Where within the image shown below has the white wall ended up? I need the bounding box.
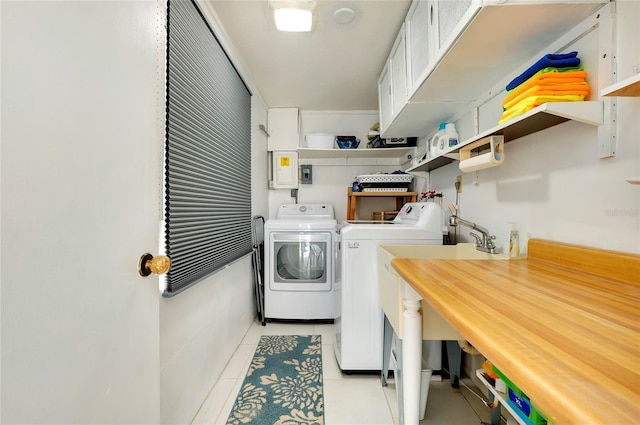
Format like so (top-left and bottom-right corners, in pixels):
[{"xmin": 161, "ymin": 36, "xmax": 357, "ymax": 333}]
[
  {"xmin": 431, "ymin": 120, "xmax": 639, "ymax": 253},
  {"xmin": 159, "ymin": 258, "xmax": 255, "ymax": 424}
]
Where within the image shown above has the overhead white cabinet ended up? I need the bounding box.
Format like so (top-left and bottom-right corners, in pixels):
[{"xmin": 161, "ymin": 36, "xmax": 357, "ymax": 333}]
[
  {"xmin": 405, "ymin": 0, "xmax": 481, "ymax": 99},
  {"xmin": 267, "ymin": 107, "xmax": 299, "ymax": 151},
  {"xmin": 378, "ymin": 24, "xmax": 408, "ymax": 131},
  {"xmin": 405, "ymin": 0, "xmax": 433, "ymax": 95},
  {"xmin": 391, "ymin": 28, "xmax": 408, "ymax": 120},
  {"xmin": 379, "ymin": 0, "xmax": 608, "ymax": 138},
  {"xmin": 378, "ymin": 65, "xmax": 393, "ymax": 131},
  {"xmin": 430, "ymin": 0, "xmax": 482, "ymax": 78}
]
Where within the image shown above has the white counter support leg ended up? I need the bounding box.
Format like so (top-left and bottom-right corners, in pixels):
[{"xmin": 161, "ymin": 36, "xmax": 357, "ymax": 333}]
[{"xmin": 402, "ymin": 298, "xmax": 422, "ymax": 425}]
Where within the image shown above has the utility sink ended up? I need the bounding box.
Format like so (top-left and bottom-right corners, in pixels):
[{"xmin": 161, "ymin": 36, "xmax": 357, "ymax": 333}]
[{"xmin": 377, "ymin": 243, "xmax": 509, "ymax": 340}]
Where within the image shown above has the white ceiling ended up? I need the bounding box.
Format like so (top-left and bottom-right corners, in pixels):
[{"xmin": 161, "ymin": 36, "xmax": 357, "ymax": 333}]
[{"xmin": 203, "ymin": 0, "xmax": 411, "ymax": 111}]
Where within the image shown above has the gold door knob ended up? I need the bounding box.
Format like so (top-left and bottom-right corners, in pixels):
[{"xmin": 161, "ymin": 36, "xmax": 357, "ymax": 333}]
[{"xmin": 138, "ymin": 253, "xmax": 171, "ymax": 276}]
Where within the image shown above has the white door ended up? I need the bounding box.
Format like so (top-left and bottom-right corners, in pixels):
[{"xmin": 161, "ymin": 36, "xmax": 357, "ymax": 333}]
[{"xmin": 1, "ymin": 1, "xmax": 163, "ymax": 423}]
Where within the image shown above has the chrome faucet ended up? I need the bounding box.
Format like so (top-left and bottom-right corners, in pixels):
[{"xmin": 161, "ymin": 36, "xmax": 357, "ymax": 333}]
[{"xmin": 449, "ymin": 215, "xmax": 498, "ymax": 254}]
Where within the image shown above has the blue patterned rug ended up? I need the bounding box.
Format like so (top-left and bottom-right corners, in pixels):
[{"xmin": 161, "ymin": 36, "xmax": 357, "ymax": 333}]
[{"xmin": 226, "ymin": 335, "xmax": 324, "ymax": 425}]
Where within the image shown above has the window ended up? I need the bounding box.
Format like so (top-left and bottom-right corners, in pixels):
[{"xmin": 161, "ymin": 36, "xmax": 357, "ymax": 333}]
[{"xmin": 163, "ymin": 0, "xmax": 252, "ymax": 297}]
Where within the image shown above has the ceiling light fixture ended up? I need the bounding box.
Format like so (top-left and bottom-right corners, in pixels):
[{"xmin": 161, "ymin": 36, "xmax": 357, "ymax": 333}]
[{"xmin": 269, "ymin": 0, "xmax": 317, "ymax": 32}]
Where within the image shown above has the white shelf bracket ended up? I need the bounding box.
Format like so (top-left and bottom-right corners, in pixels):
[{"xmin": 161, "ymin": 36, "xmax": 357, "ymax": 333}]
[{"xmin": 597, "ymin": 1, "xmax": 616, "ymax": 158}]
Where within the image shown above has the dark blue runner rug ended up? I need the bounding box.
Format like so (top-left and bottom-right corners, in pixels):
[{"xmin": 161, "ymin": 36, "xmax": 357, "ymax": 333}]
[{"xmin": 226, "ymin": 335, "xmax": 324, "ymax": 425}]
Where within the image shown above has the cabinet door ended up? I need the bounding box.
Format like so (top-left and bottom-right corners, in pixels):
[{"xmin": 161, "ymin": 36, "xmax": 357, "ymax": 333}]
[
  {"xmin": 390, "ymin": 26, "xmax": 408, "ymax": 117},
  {"xmin": 433, "ymin": 0, "xmax": 481, "ymax": 59},
  {"xmin": 378, "ymin": 62, "xmax": 393, "ymax": 132},
  {"xmin": 379, "ymin": 25, "xmax": 407, "ymax": 134},
  {"xmin": 267, "ymin": 107, "xmax": 299, "ymax": 150},
  {"xmin": 405, "ymin": 0, "xmax": 434, "ymax": 97}
]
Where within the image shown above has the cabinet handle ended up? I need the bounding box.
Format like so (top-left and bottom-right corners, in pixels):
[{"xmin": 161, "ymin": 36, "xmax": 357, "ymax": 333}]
[{"xmin": 430, "ymin": 4, "xmax": 434, "ymax": 25}]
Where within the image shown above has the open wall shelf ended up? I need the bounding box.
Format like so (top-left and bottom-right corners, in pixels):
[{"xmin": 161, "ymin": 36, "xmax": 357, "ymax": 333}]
[
  {"xmin": 600, "ymin": 73, "xmax": 640, "ymax": 97},
  {"xmin": 406, "ymin": 101, "xmax": 603, "ymax": 173},
  {"xmin": 297, "ymin": 147, "xmax": 414, "ymax": 160}
]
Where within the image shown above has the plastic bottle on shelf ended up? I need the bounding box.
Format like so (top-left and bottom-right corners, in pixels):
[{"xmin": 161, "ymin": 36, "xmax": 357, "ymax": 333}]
[
  {"xmin": 509, "ymin": 222, "xmax": 520, "ymax": 258},
  {"xmin": 445, "ymin": 123, "xmax": 459, "ymax": 148},
  {"xmin": 429, "ymin": 122, "xmax": 447, "ymax": 157}
]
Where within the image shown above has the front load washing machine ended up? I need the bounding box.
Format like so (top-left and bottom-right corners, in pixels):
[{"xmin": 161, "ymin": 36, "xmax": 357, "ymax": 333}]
[
  {"xmin": 264, "ymin": 204, "xmax": 337, "ymax": 321},
  {"xmin": 334, "ymin": 202, "xmax": 443, "ymax": 371}
]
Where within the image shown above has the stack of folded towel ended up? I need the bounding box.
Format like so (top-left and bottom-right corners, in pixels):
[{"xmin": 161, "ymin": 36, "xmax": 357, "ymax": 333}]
[{"xmin": 499, "ymin": 51, "xmax": 590, "ymax": 124}]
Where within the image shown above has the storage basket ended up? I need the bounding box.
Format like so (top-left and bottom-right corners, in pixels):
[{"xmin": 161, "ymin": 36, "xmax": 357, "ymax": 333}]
[
  {"xmin": 493, "ymin": 366, "xmax": 548, "ymax": 425},
  {"xmin": 362, "ymin": 187, "xmax": 409, "ymax": 192},
  {"xmin": 356, "ymin": 174, "xmax": 414, "ymax": 184},
  {"xmin": 507, "ymin": 388, "xmax": 547, "ymax": 425},
  {"xmin": 355, "ymin": 174, "xmax": 413, "ymax": 192}
]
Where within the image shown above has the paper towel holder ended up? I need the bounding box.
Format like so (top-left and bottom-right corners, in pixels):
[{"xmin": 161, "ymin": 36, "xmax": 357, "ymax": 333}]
[{"xmin": 459, "ymin": 135, "xmax": 505, "ymax": 173}]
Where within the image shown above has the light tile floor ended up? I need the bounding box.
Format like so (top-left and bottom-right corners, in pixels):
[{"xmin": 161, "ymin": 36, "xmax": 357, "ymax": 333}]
[{"xmin": 192, "ymin": 320, "xmax": 495, "ymax": 425}]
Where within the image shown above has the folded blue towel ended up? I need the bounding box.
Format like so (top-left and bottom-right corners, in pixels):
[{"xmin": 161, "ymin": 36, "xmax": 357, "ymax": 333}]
[{"xmin": 506, "ymin": 52, "xmax": 581, "ymax": 91}]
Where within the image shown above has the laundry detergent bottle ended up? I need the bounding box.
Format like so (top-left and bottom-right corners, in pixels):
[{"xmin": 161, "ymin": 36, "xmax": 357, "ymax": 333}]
[
  {"xmin": 429, "ymin": 122, "xmax": 447, "ymax": 157},
  {"xmin": 445, "ymin": 123, "xmax": 458, "ymax": 148}
]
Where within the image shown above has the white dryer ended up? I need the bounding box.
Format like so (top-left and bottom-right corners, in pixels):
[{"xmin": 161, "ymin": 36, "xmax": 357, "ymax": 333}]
[
  {"xmin": 264, "ymin": 204, "xmax": 337, "ymax": 321},
  {"xmin": 334, "ymin": 202, "xmax": 443, "ymax": 371}
]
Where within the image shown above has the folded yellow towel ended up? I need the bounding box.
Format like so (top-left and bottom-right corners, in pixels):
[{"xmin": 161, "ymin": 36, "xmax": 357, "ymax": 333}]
[
  {"xmin": 503, "ymin": 84, "xmax": 590, "ymax": 110},
  {"xmin": 499, "ymin": 94, "xmax": 586, "ymax": 124},
  {"xmin": 503, "ymin": 71, "xmax": 588, "ymax": 105}
]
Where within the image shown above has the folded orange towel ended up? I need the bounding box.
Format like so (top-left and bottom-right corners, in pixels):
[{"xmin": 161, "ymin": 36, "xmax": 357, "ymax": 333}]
[
  {"xmin": 503, "ymin": 71, "xmax": 588, "ymax": 105},
  {"xmin": 499, "ymin": 94, "xmax": 586, "ymax": 124},
  {"xmin": 503, "ymin": 83, "xmax": 590, "ymax": 110}
]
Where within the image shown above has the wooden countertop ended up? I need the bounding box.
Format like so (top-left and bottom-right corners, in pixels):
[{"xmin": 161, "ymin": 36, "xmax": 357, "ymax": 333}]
[{"xmin": 391, "ymin": 239, "xmax": 640, "ymax": 425}]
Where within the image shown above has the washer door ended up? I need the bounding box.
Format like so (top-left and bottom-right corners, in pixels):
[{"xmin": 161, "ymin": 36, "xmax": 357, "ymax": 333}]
[{"xmin": 269, "ymin": 232, "xmax": 332, "ymax": 291}]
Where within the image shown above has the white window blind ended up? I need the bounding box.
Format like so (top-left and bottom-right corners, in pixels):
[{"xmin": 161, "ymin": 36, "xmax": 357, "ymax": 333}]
[{"xmin": 164, "ymin": 0, "xmax": 252, "ymax": 297}]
